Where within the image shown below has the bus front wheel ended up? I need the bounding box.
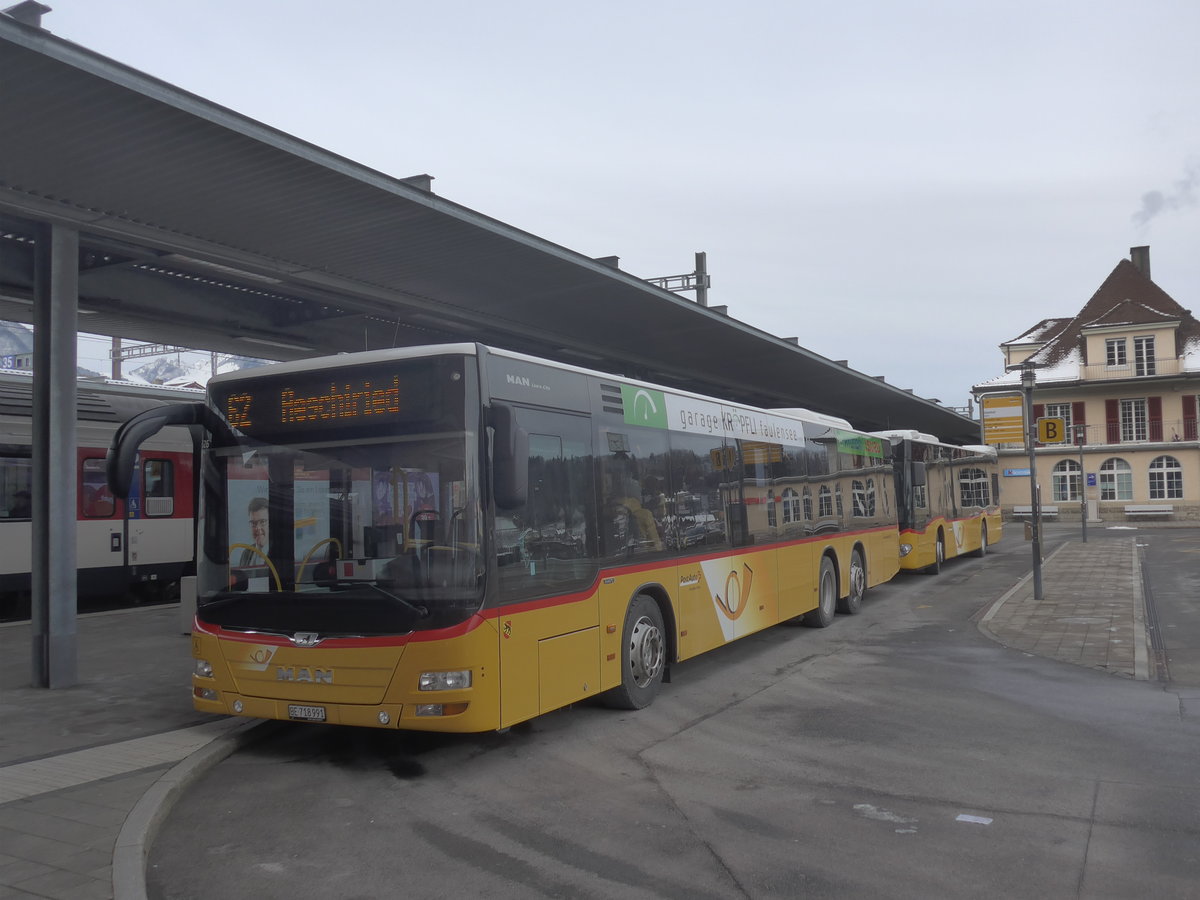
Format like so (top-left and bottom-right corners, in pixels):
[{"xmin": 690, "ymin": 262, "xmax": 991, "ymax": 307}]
[
  {"xmin": 602, "ymin": 594, "xmax": 666, "ymax": 710},
  {"xmin": 972, "ymin": 524, "xmax": 988, "ymax": 558},
  {"xmin": 924, "ymin": 534, "xmax": 945, "ymax": 575}
]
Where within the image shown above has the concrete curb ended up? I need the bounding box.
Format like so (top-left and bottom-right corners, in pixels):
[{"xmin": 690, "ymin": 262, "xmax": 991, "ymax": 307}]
[
  {"xmin": 112, "ymin": 719, "xmax": 268, "ymax": 900},
  {"xmin": 1131, "ymin": 538, "xmax": 1149, "ymax": 681},
  {"xmin": 976, "ymin": 540, "xmax": 1071, "ymax": 628}
]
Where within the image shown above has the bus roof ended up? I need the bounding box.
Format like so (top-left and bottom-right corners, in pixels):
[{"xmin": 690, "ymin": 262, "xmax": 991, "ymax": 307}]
[{"xmin": 206, "ymin": 343, "xmax": 893, "ymax": 439}]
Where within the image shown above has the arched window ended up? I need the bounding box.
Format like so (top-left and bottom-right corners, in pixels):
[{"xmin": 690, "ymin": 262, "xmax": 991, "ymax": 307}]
[
  {"xmin": 1149, "ymin": 455, "xmax": 1183, "ymax": 500},
  {"xmin": 1098, "ymin": 458, "xmax": 1132, "ymax": 501},
  {"xmin": 852, "ymin": 480, "xmax": 866, "ymax": 517},
  {"xmin": 766, "ymin": 489, "xmax": 777, "ymax": 527},
  {"xmin": 781, "ymin": 487, "xmax": 801, "ymax": 524},
  {"xmin": 802, "ymin": 487, "xmax": 813, "ymax": 522},
  {"xmin": 818, "ymin": 485, "xmax": 833, "ymax": 518},
  {"xmin": 958, "ymin": 467, "xmax": 990, "ymax": 508},
  {"xmin": 1051, "ymin": 459, "xmax": 1081, "ymax": 502}
]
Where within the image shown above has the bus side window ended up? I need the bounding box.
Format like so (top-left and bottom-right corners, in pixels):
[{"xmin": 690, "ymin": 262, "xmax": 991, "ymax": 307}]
[
  {"xmin": 143, "ymin": 459, "xmax": 175, "ymax": 517},
  {"xmin": 603, "ymin": 427, "xmax": 672, "ymax": 558},
  {"xmin": 81, "ymin": 457, "xmax": 115, "ymax": 518},
  {"xmin": 663, "ymin": 431, "xmax": 728, "ymax": 553}
]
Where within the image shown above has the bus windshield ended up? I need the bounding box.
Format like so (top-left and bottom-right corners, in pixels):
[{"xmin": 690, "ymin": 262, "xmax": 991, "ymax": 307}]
[{"xmin": 197, "ymin": 427, "xmax": 483, "ymax": 637}]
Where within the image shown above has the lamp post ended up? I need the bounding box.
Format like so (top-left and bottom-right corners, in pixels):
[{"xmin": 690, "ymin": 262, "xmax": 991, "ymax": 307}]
[{"xmin": 1020, "ymin": 363, "xmax": 1044, "ymax": 601}]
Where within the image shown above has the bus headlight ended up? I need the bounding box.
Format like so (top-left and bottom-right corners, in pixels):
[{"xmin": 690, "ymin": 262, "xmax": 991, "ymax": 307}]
[
  {"xmin": 899, "ymin": 543, "xmax": 914, "ymax": 557},
  {"xmin": 194, "ymin": 659, "xmax": 214, "ymax": 678},
  {"xmin": 419, "ymin": 670, "xmax": 472, "ymax": 691}
]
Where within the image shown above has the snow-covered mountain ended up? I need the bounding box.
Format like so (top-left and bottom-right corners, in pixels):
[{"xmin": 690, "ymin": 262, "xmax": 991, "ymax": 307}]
[
  {"xmin": 0, "ymin": 322, "xmax": 266, "ymax": 384},
  {"xmin": 0, "ymin": 321, "xmax": 33, "ymax": 356},
  {"xmin": 0, "ymin": 320, "xmax": 106, "ymax": 377},
  {"xmin": 128, "ymin": 353, "xmax": 266, "ymax": 387}
]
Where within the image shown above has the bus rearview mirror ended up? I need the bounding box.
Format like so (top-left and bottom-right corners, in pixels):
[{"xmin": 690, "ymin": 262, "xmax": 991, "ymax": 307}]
[{"xmin": 489, "ymin": 404, "xmax": 528, "ymax": 510}]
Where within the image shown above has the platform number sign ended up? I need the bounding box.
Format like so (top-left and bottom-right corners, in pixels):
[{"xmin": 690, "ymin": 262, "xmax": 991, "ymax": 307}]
[{"xmin": 1037, "ymin": 417, "xmax": 1066, "ymax": 443}]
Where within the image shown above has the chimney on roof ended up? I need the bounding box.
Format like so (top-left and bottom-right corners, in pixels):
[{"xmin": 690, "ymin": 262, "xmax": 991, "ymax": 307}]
[
  {"xmin": 1130, "ymin": 245, "xmax": 1151, "ymax": 279},
  {"xmin": 2, "ymin": 1, "xmax": 51, "ymax": 27},
  {"xmin": 593, "ymin": 256, "xmax": 620, "ymax": 269},
  {"xmin": 400, "ymin": 174, "xmax": 434, "ymax": 192}
]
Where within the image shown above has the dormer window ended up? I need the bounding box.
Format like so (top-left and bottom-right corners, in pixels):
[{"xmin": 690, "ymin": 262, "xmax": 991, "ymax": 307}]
[
  {"xmin": 1105, "ymin": 337, "xmax": 1127, "ymax": 367},
  {"xmin": 1134, "ymin": 336, "xmax": 1156, "ymax": 376}
]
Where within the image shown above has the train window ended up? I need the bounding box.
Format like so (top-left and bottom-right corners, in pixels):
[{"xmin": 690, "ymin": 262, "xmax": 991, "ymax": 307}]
[
  {"xmin": 2, "ymin": 455, "xmax": 33, "ymax": 519},
  {"xmin": 143, "ymin": 459, "xmax": 175, "ymax": 517},
  {"xmin": 81, "ymin": 458, "xmax": 115, "ymax": 518}
]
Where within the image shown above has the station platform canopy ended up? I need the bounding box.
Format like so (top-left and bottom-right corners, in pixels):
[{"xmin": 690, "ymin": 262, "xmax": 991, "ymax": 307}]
[{"xmin": 0, "ymin": 13, "xmax": 978, "ymax": 443}]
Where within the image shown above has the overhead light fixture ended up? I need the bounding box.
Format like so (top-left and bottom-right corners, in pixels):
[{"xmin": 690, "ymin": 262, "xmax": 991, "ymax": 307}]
[
  {"xmin": 234, "ymin": 336, "xmax": 313, "ymax": 352},
  {"xmin": 161, "ymin": 254, "xmax": 284, "ymax": 285}
]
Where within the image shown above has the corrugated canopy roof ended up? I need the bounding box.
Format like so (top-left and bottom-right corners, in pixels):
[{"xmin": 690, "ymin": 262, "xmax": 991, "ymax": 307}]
[{"xmin": 0, "ymin": 15, "xmax": 978, "ymax": 442}]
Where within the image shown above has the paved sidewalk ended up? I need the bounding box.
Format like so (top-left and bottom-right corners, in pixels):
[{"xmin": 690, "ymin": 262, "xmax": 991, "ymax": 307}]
[
  {"xmin": 0, "ymin": 538, "xmax": 1149, "ymax": 900},
  {"xmin": 977, "ymin": 536, "xmax": 1147, "ymax": 680},
  {"xmin": 0, "ymin": 605, "xmax": 256, "ymax": 900}
]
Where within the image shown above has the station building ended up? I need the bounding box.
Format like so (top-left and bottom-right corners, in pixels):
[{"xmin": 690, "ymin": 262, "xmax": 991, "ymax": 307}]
[{"xmin": 973, "ymin": 246, "xmax": 1200, "ymax": 523}]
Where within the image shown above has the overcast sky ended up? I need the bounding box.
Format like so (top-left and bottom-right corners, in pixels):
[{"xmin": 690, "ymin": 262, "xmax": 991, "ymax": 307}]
[{"xmin": 50, "ymin": 0, "xmax": 1200, "ymax": 411}]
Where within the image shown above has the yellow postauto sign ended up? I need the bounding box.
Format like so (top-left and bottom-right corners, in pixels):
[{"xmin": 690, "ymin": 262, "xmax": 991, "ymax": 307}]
[{"xmin": 981, "ymin": 395, "xmax": 1025, "ymax": 444}]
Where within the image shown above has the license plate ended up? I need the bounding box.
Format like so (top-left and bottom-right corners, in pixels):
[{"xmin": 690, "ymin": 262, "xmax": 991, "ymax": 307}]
[{"xmin": 288, "ymin": 704, "xmax": 326, "ymax": 722}]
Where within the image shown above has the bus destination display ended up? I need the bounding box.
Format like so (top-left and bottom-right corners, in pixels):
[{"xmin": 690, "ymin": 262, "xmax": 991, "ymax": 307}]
[
  {"xmin": 224, "ymin": 376, "xmax": 400, "ymax": 430},
  {"xmin": 211, "ymin": 359, "xmax": 461, "ymax": 438}
]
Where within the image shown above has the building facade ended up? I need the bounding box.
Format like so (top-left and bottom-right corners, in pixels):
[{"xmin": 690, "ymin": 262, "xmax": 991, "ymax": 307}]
[{"xmin": 973, "ymin": 246, "xmax": 1200, "ymax": 523}]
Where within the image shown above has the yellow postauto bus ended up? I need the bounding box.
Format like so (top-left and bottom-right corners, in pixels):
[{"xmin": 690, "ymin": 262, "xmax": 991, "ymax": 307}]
[
  {"xmin": 108, "ymin": 343, "xmax": 909, "ymax": 733},
  {"xmin": 873, "ymin": 430, "xmax": 1002, "ymax": 573}
]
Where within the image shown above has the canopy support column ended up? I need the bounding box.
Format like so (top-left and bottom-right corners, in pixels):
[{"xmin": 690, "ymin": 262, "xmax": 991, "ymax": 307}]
[{"xmin": 31, "ymin": 223, "xmax": 79, "ymax": 688}]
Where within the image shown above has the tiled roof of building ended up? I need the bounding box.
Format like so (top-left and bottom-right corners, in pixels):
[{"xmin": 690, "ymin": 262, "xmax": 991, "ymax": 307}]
[
  {"xmin": 1011, "ymin": 258, "xmax": 1200, "ymax": 371},
  {"xmin": 1006, "ymin": 317, "xmax": 1072, "ymax": 345}
]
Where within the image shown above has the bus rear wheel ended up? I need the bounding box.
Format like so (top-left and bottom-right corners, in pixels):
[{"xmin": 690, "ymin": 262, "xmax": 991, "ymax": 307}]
[
  {"xmin": 837, "ymin": 548, "xmax": 865, "ymax": 615},
  {"xmin": 803, "ymin": 557, "xmax": 837, "ymax": 628},
  {"xmin": 602, "ymin": 594, "xmax": 666, "ymax": 710}
]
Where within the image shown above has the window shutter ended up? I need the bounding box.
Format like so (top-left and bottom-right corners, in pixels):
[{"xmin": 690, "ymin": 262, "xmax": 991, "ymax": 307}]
[
  {"xmin": 1072, "ymin": 401, "xmax": 1087, "ymax": 444},
  {"xmin": 1184, "ymin": 396, "xmax": 1198, "ymax": 441},
  {"xmin": 1033, "ymin": 403, "xmax": 1044, "ymax": 420},
  {"xmin": 1105, "ymin": 399, "xmax": 1119, "ymax": 443},
  {"xmin": 1148, "ymin": 396, "xmax": 1163, "ymax": 441}
]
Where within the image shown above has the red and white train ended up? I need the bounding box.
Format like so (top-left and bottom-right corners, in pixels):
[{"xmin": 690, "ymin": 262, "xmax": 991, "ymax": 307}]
[{"xmin": 0, "ymin": 370, "xmax": 199, "ymax": 620}]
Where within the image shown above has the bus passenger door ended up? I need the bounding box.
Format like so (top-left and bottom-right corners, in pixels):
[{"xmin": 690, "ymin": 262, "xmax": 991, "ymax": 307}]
[{"xmin": 495, "ymin": 410, "xmax": 598, "ymax": 726}]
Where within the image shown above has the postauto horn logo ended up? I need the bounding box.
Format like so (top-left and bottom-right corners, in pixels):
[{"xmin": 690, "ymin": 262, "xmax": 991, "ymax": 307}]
[{"xmin": 620, "ymin": 385, "xmax": 668, "ymax": 428}]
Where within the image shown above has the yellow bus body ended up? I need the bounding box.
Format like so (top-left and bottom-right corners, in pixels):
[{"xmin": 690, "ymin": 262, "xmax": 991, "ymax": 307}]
[
  {"xmin": 192, "ymin": 527, "xmax": 898, "ymax": 733},
  {"xmin": 898, "ymin": 511, "xmax": 1003, "ymax": 571}
]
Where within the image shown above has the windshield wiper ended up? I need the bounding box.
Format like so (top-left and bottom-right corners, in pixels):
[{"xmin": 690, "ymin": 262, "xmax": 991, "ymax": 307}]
[{"xmin": 355, "ymin": 581, "xmax": 429, "ymax": 619}]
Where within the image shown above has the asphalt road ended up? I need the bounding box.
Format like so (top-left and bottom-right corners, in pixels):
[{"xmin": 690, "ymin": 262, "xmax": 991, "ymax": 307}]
[
  {"xmin": 147, "ymin": 528, "xmax": 1200, "ymax": 899},
  {"xmin": 1135, "ymin": 527, "xmax": 1200, "ymax": 687}
]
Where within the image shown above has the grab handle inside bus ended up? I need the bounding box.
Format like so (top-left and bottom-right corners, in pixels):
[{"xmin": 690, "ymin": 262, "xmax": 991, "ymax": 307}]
[
  {"xmin": 106, "ymin": 402, "xmax": 212, "ymax": 499},
  {"xmin": 489, "ymin": 403, "xmax": 528, "ymax": 510}
]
